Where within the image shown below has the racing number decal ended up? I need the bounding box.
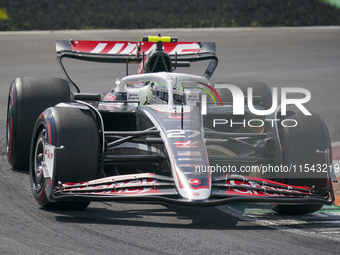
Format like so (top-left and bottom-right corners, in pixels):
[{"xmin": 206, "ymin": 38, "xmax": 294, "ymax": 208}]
[
  {"xmin": 166, "ymin": 129, "xmax": 185, "ymax": 138},
  {"xmin": 166, "ymin": 129, "xmax": 200, "ymax": 139},
  {"xmin": 188, "ymin": 130, "xmax": 200, "ymax": 138}
]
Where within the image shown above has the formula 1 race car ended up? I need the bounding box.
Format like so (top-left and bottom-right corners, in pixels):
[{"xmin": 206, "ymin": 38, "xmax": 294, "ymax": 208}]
[{"xmin": 6, "ymin": 35, "xmax": 336, "ymax": 214}]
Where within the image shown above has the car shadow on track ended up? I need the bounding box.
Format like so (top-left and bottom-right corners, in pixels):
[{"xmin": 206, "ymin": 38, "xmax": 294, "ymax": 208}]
[
  {"xmin": 47, "ymin": 202, "xmax": 340, "ymax": 231},
  {"xmin": 48, "ymin": 203, "xmax": 266, "ymax": 230}
]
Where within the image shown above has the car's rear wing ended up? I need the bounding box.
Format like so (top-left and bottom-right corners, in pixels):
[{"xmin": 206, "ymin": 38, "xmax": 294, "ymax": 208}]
[
  {"xmin": 56, "ymin": 39, "xmax": 218, "ymax": 90},
  {"xmin": 56, "ymin": 39, "xmax": 217, "ymax": 61}
]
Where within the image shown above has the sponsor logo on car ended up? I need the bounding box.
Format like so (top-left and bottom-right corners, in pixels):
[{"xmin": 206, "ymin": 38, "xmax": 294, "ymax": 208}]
[
  {"xmin": 65, "ymin": 179, "xmax": 161, "ymax": 195},
  {"xmin": 182, "ymin": 171, "xmax": 203, "ymax": 175},
  {"xmin": 178, "ymin": 164, "xmax": 205, "ymax": 168},
  {"xmin": 104, "ymin": 93, "xmax": 116, "ymax": 101},
  {"xmin": 168, "ymin": 115, "xmax": 188, "ymax": 120},
  {"xmin": 188, "ymin": 178, "xmax": 201, "ymax": 185},
  {"xmin": 187, "ymin": 94, "xmax": 199, "ymax": 101},
  {"xmin": 45, "ymin": 148, "xmax": 53, "ymax": 159},
  {"xmin": 128, "ymin": 92, "xmax": 140, "ymax": 101},
  {"xmin": 177, "ymin": 151, "xmax": 201, "ymax": 156},
  {"xmin": 178, "ymin": 158, "xmax": 202, "ymax": 161},
  {"xmin": 174, "ymin": 141, "xmax": 199, "ymax": 148},
  {"xmin": 226, "ymin": 179, "xmax": 303, "ymax": 197}
]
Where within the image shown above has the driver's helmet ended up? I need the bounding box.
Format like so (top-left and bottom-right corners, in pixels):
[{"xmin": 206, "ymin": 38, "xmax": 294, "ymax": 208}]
[{"xmin": 146, "ymin": 82, "xmax": 185, "ymax": 104}]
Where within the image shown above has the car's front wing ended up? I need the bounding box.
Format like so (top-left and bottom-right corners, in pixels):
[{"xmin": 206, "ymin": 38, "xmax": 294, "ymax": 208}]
[{"xmin": 44, "ymin": 173, "xmax": 334, "ymax": 207}]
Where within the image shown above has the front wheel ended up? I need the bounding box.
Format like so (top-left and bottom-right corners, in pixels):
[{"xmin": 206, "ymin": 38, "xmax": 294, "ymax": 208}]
[
  {"xmin": 30, "ymin": 106, "xmax": 100, "ymax": 210},
  {"xmin": 271, "ymin": 107, "xmax": 332, "ymax": 214}
]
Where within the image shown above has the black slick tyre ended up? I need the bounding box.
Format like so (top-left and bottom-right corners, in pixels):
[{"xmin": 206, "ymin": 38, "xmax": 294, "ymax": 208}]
[
  {"xmin": 7, "ymin": 77, "xmax": 71, "ymax": 170},
  {"xmin": 214, "ymin": 81, "xmax": 272, "ymax": 110},
  {"xmin": 30, "ymin": 106, "xmax": 100, "ymax": 210},
  {"xmin": 271, "ymin": 107, "xmax": 332, "ymax": 214}
]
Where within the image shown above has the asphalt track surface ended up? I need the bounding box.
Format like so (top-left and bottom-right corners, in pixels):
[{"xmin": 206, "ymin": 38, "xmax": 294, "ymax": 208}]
[{"xmin": 0, "ymin": 27, "xmax": 340, "ymax": 254}]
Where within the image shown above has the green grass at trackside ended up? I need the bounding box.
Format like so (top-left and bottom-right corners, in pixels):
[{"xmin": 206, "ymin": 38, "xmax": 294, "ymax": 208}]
[
  {"xmin": 0, "ymin": 8, "xmax": 9, "ymax": 21},
  {"xmin": 230, "ymin": 204, "xmax": 340, "ymax": 214},
  {"xmin": 321, "ymin": 0, "xmax": 340, "ymax": 8},
  {"xmin": 320, "ymin": 204, "xmax": 340, "ymax": 212}
]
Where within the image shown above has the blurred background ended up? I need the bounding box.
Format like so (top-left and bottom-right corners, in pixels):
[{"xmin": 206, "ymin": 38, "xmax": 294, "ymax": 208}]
[{"xmin": 0, "ymin": 0, "xmax": 340, "ymax": 31}]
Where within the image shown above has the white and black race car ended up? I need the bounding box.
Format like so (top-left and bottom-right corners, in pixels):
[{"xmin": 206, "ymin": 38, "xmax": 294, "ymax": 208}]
[{"xmin": 6, "ymin": 35, "xmax": 336, "ymax": 214}]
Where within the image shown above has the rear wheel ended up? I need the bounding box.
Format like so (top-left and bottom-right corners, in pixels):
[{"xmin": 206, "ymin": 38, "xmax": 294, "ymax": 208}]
[
  {"xmin": 7, "ymin": 77, "xmax": 71, "ymax": 170},
  {"xmin": 30, "ymin": 106, "xmax": 100, "ymax": 210},
  {"xmin": 214, "ymin": 81, "xmax": 272, "ymax": 110},
  {"xmin": 271, "ymin": 107, "xmax": 332, "ymax": 214}
]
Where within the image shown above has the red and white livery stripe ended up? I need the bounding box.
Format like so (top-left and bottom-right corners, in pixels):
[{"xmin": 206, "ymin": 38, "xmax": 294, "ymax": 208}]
[{"xmin": 72, "ymin": 41, "xmax": 201, "ymax": 55}]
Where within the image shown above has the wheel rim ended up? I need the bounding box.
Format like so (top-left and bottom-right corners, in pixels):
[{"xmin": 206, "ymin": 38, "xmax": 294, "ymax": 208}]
[{"xmin": 31, "ymin": 128, "xmax": 47, "ymax": 194}]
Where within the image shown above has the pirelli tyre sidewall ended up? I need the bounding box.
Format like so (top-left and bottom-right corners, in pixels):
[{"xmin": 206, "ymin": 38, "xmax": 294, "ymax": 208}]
[
  {"xmin": 271, "ymin": 107, "xmax": 332, "ymax": 214},
  {"xmin": 30, "ymin": 106, "xmax": 100, "ymax": 210},
  {"xmin": 7, "ymin": 77, "xmax": 71, "ymax": 170}
]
